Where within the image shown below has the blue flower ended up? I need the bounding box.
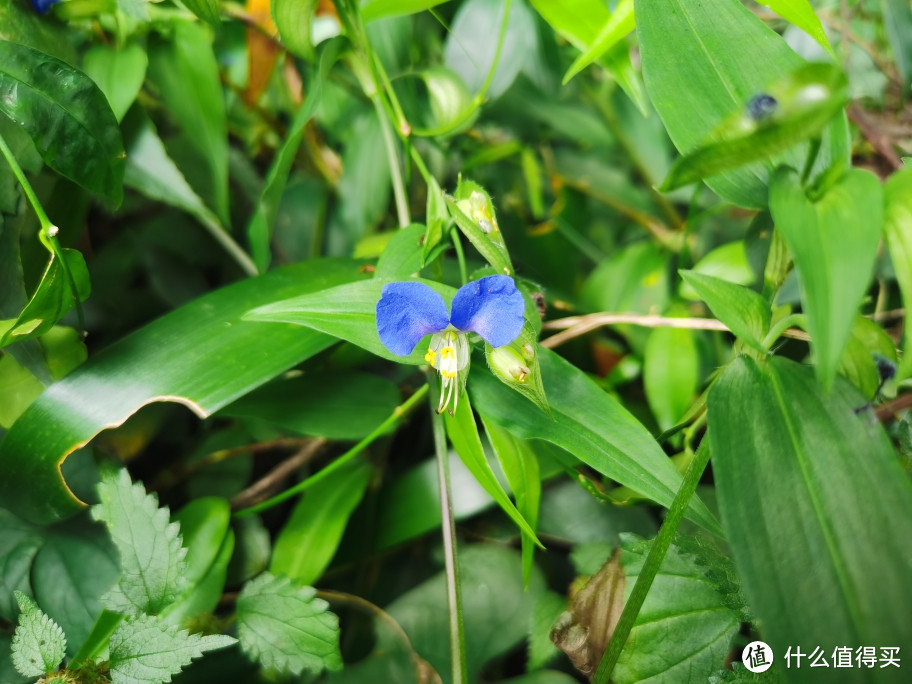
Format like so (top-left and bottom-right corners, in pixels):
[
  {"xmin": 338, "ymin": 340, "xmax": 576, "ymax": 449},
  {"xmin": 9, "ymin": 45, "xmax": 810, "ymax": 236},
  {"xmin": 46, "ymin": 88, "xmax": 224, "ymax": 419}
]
[
  {"xmin": 376, "ymin": 275, "xmax": 525, "ymax": 412},
  {"xmin": 32, "ymin": 0, "xmax": 60, "ymax": 12}
]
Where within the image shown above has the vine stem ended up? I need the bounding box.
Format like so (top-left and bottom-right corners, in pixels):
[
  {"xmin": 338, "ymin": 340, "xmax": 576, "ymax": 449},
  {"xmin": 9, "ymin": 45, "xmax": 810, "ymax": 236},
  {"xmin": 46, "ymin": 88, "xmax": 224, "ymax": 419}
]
[
  {"xmin": 232, "ymin": 384, "xmax": 428, "ymax": 517},
  {"xmin": 431, "ymin": 390, "xmax": 467, "ymax": 684},
  {"xmin": 592, "ymin": 437, "xmax": 714, "ymax": 683},
  {"xmin": 373, "ymin": 94, "xmax": 411, "ymax": 228}
]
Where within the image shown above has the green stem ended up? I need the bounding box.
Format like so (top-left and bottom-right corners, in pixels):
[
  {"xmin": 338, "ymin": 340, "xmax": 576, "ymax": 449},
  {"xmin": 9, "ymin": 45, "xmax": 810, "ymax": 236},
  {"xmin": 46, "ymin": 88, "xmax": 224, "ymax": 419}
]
[
  {"xmin": 0, "ymin": 131, "xmax": 85, "ymax": 332},
  {"xmin": 451, "ymin": 227, "xmax": 468, "ymax": 285},
  {"xmin": 475, "ymin": 0, "xmax": 512, "ymax": 104},
  {"xmin": 800, "ymin": 136, "xmax": 822, "ymax": 184},
  {"xmin": 233, "ymin": 384, "xmax": 428, "ymax": 517},
  {"xmin": 431, "ymin": 396, "xmax": 467, "ymax": 684},
  {"xmin": 592, "ymin": 437, "xmax": 714, "ymax": 683},
  {"xmin": 373, "ymin": 95, "xmax": 410, "ymax": 228},
  {"xmin": 72, "ymin": 610, "xmax": 124, "ymax": 663},
  {"xmin": 761, "ymin": 313, "xmax": 807, "ymax": 350}
]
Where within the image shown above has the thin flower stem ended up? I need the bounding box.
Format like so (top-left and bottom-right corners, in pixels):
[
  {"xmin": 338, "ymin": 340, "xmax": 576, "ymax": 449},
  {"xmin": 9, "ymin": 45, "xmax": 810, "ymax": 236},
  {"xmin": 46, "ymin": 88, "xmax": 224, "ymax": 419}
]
[
  {"xmin": 431, "ymin": 394, "xmax": 467, "ymax": 684},
  {"xmin": 592, "ymin": 437, "xmax": 714, "ymax": 683},
  {"xmin": 232, "ymin": 384, "xmax": 428, "ymax": 517},
  {"xmin": 373, "ymin": 95, "xmax": 411, "ymax": 227},
  {"xmin": 761, "ymin": 313, "xmax": 808, "ymax": 350}
]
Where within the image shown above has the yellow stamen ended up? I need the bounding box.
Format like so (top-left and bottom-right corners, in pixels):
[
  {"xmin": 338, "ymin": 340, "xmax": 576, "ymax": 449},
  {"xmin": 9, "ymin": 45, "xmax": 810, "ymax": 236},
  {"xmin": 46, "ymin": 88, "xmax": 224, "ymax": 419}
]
[{"xmin": 424, "ymin": 348, "xmax": 437, "ymax": 365}]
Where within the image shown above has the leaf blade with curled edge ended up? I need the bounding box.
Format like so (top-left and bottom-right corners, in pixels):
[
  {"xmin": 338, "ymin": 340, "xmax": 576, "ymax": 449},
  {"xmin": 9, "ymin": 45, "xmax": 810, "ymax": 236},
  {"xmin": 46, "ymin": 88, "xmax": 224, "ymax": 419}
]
[
  {"xmin": 91, "ymin": 469, "xmax": 187, "ymax": 616},
  {"xmin": 11, "ymin": 591, "xmax": 66, "ymax": 678},
  {"xmin": 661, "ymin": 63, "xmax": 849, "ymax": 192},
  {"xmin": 109, "ymin": 614, "xmax": 236, "ymax": 684},
  {"xmin": 237, "ymin": 573, "xmax": 342, "ymax": 676}
]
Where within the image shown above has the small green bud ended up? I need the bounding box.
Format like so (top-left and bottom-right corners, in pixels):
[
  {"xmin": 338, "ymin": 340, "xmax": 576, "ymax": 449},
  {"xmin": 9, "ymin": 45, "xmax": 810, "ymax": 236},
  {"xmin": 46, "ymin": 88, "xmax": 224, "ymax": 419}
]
[{"xmin": 490, "ymin": 345, "xmax": 531, "ymax": 383}]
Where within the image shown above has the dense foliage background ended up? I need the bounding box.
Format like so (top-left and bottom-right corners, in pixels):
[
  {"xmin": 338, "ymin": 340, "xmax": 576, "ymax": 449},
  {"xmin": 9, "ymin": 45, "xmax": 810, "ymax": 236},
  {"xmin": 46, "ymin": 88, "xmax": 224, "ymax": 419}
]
[{"xmin": 1, "ymin": 0, "xmax": 911, "ymax": 682}]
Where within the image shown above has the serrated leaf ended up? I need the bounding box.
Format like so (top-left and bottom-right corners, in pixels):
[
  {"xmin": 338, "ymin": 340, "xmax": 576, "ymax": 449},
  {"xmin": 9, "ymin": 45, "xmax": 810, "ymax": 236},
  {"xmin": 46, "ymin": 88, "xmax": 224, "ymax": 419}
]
[
  {"xmin": 109, "ymin": 614, "xmax": 235, "ymax": 684},
  {"xmin": 236, "ymin": 573, "xmax": 341, "ymax": 675},
  {"xmin": 11, "ymin": 591, "xmax": 66, "ymax": 678},
  {"xmin": 91, "ymin": 469, "xmax": 187, "ymax": 616}
]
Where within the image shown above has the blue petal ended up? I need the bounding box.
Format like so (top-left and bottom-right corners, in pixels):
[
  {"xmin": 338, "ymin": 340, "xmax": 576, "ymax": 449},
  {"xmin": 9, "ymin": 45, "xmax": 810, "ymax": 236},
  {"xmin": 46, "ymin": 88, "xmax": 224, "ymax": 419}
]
[
  {"xmin": 450, "ymin": 275, "xmax": 524, "ymax": 347},
  {"xmin": 31, "ymin": 0, "xmax": 59, "ymax": 12},
  {"xmin": 376, "ymin": 282, "xmax": 450, "ymax": 356}
]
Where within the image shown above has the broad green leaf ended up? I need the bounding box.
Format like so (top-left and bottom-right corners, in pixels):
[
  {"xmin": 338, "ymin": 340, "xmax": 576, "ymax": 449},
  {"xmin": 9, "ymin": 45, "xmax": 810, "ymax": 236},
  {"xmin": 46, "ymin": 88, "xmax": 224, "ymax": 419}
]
[
  {"xmin": 680, "ymin": 241, "xmax": 755, "ymax": 300},
  {"xmin": 273, "ymin": 0, "xmax": 317, "ymax": 59},
  {"xmin": 375, "ymin": 223, "xmax": 426, "ymax": 280},
  {"xmin": 661, "ymin": 63, "xmax": 848, "ymax": 192},
  {"xmin": 220, "ymin": 371, "xmax": 400, "ymax": 439},
  {"xmin": 91, "ymin": 469, "xmax": 187, "ymax": 616},
  {"xmin": 245, "ymin": 277, "xmax": 457, "ymax": 365},
  {"xmin": 270, "ymin": 462, "xmax": 371, "ymax": 584},
  {"xmin": 643, "ymin": 323, "xmax": 699, "ymax": 432},
  {"xmin": 0, "ymin": 510, "xmax": 42, "ymax": 622},
  {"xmin": 122, "ymin": 108, "xmax": 223, "ymax": 234},
  {"xmin": 148, "ymin": 21, "xmax": 229, "ymax": 223},
  {"xmin": 635, "ymin": 0, "xmax": 849, "ymax": 209},
  {"xmin": 0, "ymin": 354, "xmax": 44, "ymax": 429},
  {"xmin": 680, "ymin": 271, "xmax": 770, "ymax": 351},
  {"xmin": 362, "ymin": 0, "xmax": 448, "ymax": 21},
  {"xmin": 708, "ymin": 356, "xmax": 912, "ymax": 674},
  {"xmin": 444, "ymin": 392, "xmax": 542, "ymax": 545},
  {"xmin": 109, "ymin": 614, "xmax": 236, "ymax": 684},
  {"xmin": 528, "ymin": 590, "xmax": 566, "ymax": 670},
  {"xmin": 769, "ymin": 167, "xmax": 883, "ymax": 390},
  {"xmin": 562, "ymin": 0, "xmax": 633, "ymax": 84},
  {"xmin": 0, "ymin": 42, "xmax": 124, "ymax": 204},
  {"xmin": 443, "ymin": 0, "xmax": 535, "ymax": 100},
  {"xmin": 837, "ymin": 316, "xmax": 898, "ymax": 399},
  {"xmin": 386, "ymin": 545, "xmax": 544, "ymax": 681},
  {"xmin": 0, "ymin": 249, "xmax": 90, "ymax": 349},
  {"xmin": 11, "ymin": 592, "xmax": 66, "ymax": 678},
  {"xmin": 0, "ymin": 258, "xmax": 367, "ymax": 525},
  {"xmin": 470, "ymin": 348, "xmax": 720, "ymax": 534},
  {"xmin": 757, "ymin": 0, "xmax": 834, "ymax": 57},
  {"xmin": 613, "ymin": 535, "xmax": 740, "ymax": 683},
  {"xmin": 31, "ymin": 518, "xmax": 119, "ymax": 656},
  {"xmin": 447, "ymin": 179, "xmax": 514, "ymax": 275},
  {"xmin": 161, "ymin": 497, "xmax": 232, "ymax": 625},
  {"xmin": 883, "ymin": 167, "xmax": 912, "ymax": 379},
  {"xmin": 182, "ymin": 0, "xmax": 221, "ymax": 26},
  {"xmin": 483, "ymin": 418, "xmax": 542, "ymax": 586},
  {"xmin": 247, "ymin": 40, "xmax": 346, "ymax": 272},
  {"xmin": 237, "ymin": 572, "xmax": 342, "ymax": 675},
  {"xmin": 394, "ymin": 67, "xmax": 476, "ymax": 137},
  {"xmin": 0, "ymin": 1, "xmax": 77, "ymax": 64},
  {"xmin": 82, "ymin": 43, "xmax": 147, "ymax": 122},
  {"xmin": 883, "ymin": 0, "xmax": 912, "ymax": 95}
]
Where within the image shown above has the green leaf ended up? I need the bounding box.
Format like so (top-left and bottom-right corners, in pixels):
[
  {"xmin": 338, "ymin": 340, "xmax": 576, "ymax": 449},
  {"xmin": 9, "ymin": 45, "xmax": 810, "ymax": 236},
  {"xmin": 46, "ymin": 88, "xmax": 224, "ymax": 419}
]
[
  {"xmin": 271, "ymin": 461, "xmax": 371, "ymax": 584},
  {"xmin": 246, "ymin": 276, "xmax": 457, "ymax": 365},
  {"xmin": 756, "ymin": 0, "xmax": 834, "ymax": 57},
  {"xmin": 883, "ymin": 167, "xmax": 912, "ymax": 379},
  {"xmin": 635, "ymin": 0, "xmax": 849, "ymax": 208},
  {"xmin": 82, "ymin": 42, "xmax": 147, "ymax": 122},
  {"xmin": 236, "ymin": 572, "xmax": 342, "ymax": 676},
  {"xmin": 485, "ymin": 325, "xmax": 549, "ymax": 414},
  {"xmin": 0, "ymin": 510, "xmax": 42, "ymax": 623},
  {"xmin": 0, "ymin": 249, "xmax": 90, "ymax": 349},
  {"xmin": 423, "ymin": 174, "xmax": 449, "ymax": 262},
  {"xmin": 0, "ymin": 353, "xmax": 44, "ymax": 429},
  {"xmin": 248, "ymin": 40, "xmax": 345, "ymax": 272},
  {"xmin": 181, "ymin": 0, "xmax": 221, "ymax": 26},
  {"xmin": 562, "ymin": 0, "xmax": 633, "ymax": 84},
  {"xmin": 109, "ymin": 614, "xmax": 236, "ymax": 684},
  {"xmin": 375, "ymin": 223, "xmax": 426, "ymax": 280},
  {"xmin": 482, "ymin": 418, "xmax": 542, "ymax": 587},
  {"xmin": 91, "ymin": 469, "xmax": 187, "ymax": 616},
  {"xmin": 680, "ymin": 271, "xmax": 770, "ymax": 351},
  {"xmin": 447, "ymin": 179, "xmax": 514, "ymax": 276},
  {"xmin": 0, "ymin": 41, "xmax": 124, "ymax": 204},
  {"xmin": 661, "ymin": 63, "xmax": 849, "ymax": 192},
  {"xmin": 837, "ymin": 316, "xmax": 897, "ymax": 398},
  {"xmin": 362, "ymin": 0, "xmax": 448, "ymax": 21},
  {"xmin": 386, "ymin": 545, "xmax": 544, "ymax": 681},
  {"xmin": 273, "ymin": 0, "xmax": 317, "ymax": 58},
  {"xmin": 221, "ymin": 371, "xmax": 401, "ymax": 439},
  {"xmin": 708, "ymin": 356, "xmax": 912, "ymax": 669},
  {"xmin": 680, "ymin": 241, "xmax": 756, "ymax": 299},
  {"xmin": 613, "ymin": 535, "xmax": 740, "ymax": 683},
  {"xmin": 161, "ymin": 497, "xmax": 232, "ymax": 625},
  {"xmin": 769, "ymin": 167, "xmax": 883, "ymax": 390},
  {"xmin": 527, "ymin": 590, "xmax": 565, "ymax": 670},
  {"xmin": 11, "ymin": 592, "xmax": 66, "ymax": 678},
  {"xmin": 394, "ymin": 67, "xmax": 476, "ymax": 137},
  {"xmin": 470, "ymin": 347, "xmax": 720, "ymax": 534},
  {"xmin": 147, "ymin": 21, "xmax": 229, "ymax": 223},
  {"xmin": 643, "ymin": 321, "xmax": 699, "ymax": 432},
  {"xmin": 883, "ymin": 0, "xmax": 912, "ymax": 95},
  {"xmin": 0, "ymin": 258, "xmax": 367, "ymax": 525},
  {"xmin": 444, "ymin": 391, "xmax": 542, "ymax": 546}
]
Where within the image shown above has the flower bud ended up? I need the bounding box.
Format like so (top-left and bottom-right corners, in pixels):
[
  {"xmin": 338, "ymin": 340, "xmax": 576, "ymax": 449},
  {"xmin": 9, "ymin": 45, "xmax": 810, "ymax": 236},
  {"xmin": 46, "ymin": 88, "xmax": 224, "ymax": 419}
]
[{"xmin": 489, "ymin": 345, "xmax": 531, "ymax": 384}]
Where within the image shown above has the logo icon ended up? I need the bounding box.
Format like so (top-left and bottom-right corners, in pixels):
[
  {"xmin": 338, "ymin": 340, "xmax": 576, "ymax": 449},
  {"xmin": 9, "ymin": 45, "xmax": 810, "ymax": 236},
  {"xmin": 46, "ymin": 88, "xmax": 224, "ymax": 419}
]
[{"xmin": 742, "ymin": 641, "xmax": 774, "ymax": 673}]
